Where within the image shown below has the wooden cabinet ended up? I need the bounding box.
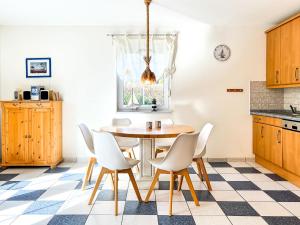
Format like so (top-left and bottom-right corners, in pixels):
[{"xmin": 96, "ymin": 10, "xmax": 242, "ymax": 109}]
[
  {"xmin": 253, "ymin": 122, "xmax": 265, "ymax": 158},
  {"xmin": 266, "ymin": 14, "xmax": 300, "ymax": 88},
  {"xmin": 1, "ymin": 101, "xmax": 62, "ymax": 168},
  {"xmin": 283, "ymin": 129, "xmax": 300, "ymax": 176},
  {"xmin": 266, "ymin": 27, "xmax": 281, "ymax": 86}
]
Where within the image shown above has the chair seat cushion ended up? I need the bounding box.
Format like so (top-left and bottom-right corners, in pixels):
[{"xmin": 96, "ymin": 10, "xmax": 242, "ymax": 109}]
[
  {"xmin": 116, "ymin": 137, "xmax": 139, "ymax": 148},
  {"xmin": 125, "ymin": 157, "xmax": 140, "ymax": 168},
  {"xmin": 148, "ymin": 157, "xmax": 165, "ymax": 169}
]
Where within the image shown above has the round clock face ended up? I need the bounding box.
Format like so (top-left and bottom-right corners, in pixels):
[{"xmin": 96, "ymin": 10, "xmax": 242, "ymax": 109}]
[{"xmin": 214, "ymin": 44, "xmax": 231, "ymax": 61}]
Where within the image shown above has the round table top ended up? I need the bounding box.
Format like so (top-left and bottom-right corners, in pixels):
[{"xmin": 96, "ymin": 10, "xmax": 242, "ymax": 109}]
[{"xmin": 101, "ymin": 124, "xmax": 195, "ymax": 138}]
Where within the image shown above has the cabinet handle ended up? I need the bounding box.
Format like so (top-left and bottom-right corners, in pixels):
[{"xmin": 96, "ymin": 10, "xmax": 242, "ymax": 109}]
[
  {"xmin": 28, "ymin": 135, "xmax": 32, "ymax": 138},
  {"xmin": 275, "ymin": 70, "xmax": 279, "ymax": 83},
  {"xmin": 277, "ymin": 130, "xmax": 281, "ymax": 144},
  {"xmin": 261, "ymin": 126, "xmax": 264, "ymax": 138},
  {"xmin": 24, "ymin": 135, "xmax": 28, "ymax": 138},
  {"xmin": 295, "ymin": 68, "xmax": 299, "ymax": 81}
]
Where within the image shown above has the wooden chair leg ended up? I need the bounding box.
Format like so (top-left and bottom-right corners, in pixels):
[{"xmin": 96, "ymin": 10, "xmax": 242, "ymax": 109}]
[
  {"xmin": 195, "ymin": 160, "xmax": 204, "ymax": 181},
  {"xmin": 183, "ymin": 169, "xmax": 199, "ymax": 206},
  {"xmin": 199, "ymin": 158, "xmax": 212, "ymax": 191},
  {"xmin": 88, "ymin": 161, "xmax": 95, "ymax": 183},
  {"xmin": 145, "ymin": 169, "xmax": 160, "ymax": 202},
  {"xmin": 88, "ymin": 167, "xmax": 105, "ymax": 204},
  {"xmin": 82, "ymin": 157, "xmax": 95, "ymax": 190},
  {"xmin": 114, "ymin": 170, "xmax": 119, "ymax": 216},
  {"xmin": 177, "ymin": 175, "xmax": 184, "ymax": 191},
  {"xmin": 128, "ymin": 169, "xmax": 142, "ymax": 202},
  {"xmin": 110, "ymin": 173, "xmax": 115, "ymax": 191},
  {"xmin": 130, "ymin": 148, "xmax": 140, "ymax": 173},
  {"xmin": 169, "ymin": 171, "xmax": 174, "ymax": 216}
]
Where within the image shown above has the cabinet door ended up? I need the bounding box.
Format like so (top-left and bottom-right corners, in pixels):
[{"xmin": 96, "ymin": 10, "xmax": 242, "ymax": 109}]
[
  {"xmin": 281, "ymin": 17, "xmax": 300, "ymax": 84},
  {"xmin": 253, "ymin": 122, "xmax": 265, "ymax": 158},
  {"xmin": 267, "ymin": 28, "xmax": 281, "ymax": 86},
  {"xmin": 283, "ymin": 129, "xmax": 300, "ymax": 176},
  {"xmin": 4, "ymin": 107, "xmax": 29, "ymax": 164},
  {"xmin": 29, "ymin": 108, "xmax": 51, "ymax": 164},
  {"xmin": 264, "ymin": 126, "xmax": 282, "ymax": 167}
]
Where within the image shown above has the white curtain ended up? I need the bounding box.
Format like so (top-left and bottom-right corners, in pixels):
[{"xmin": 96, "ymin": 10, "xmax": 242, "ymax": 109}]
[{"xmin": 113, "ymin": 34, "xmax": 178, "ymax": 83}]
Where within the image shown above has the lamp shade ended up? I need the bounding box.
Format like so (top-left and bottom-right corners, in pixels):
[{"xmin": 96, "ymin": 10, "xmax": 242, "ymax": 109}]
[{"xmin": 141, "ymin": 66, "xmax": 156, "ymax": 85}]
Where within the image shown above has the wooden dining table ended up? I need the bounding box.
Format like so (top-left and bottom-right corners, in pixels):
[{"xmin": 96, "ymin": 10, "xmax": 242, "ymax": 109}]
[{"xmin": 101, "ymin": 124, "xmax": 194, "ymax": 188}]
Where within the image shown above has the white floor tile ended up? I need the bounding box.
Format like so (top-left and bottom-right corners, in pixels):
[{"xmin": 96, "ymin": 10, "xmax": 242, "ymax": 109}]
[
  {"xmin": 85, "ymin": 215, "xmax": 122, "ymax": 225},
  {"xmin": 11, "ymin": 215, "xmax": 52, "ymax": 225},
  {"xmin": 211, "ymin": 191, "xmax": 245, "ymax": 202},
  {"xmin": 0, "ymin": 216, "xmax": 16, "ymax": 225},
  {"xmin": 205, "ymin": 167, "xmax": 218, "ymax": 174},
  {"xmin": 293, "ymin": 191, "xmax": 300, "ymax": 197},
  {"xmin": 188, "ymin": 201, "xmax": 224, "ymax": 216},
  {"xmin": 0, "ymin": 190, "xmax": 19, "ymax": 201},
  {"xmin": 215, "ymin": 168, "xmax": 239, "ymax": 174},
  {"xmin": 280, "ymin": 202, "xmax": 300, "ymax": 216},
  {"xmin": 221, "ymin": 174, "xmax": 249, "ymax": 181},
  {"xmin": 10, "ymin": 173, "xmax": 41, "ymax": 181},
  {"xmin": 50, "ymin": 180, "xmax": 80, "ymax": 190},
  {"xmin": 155, "ymin": 190, "xmax": 185, "ymax": 202},
  {"xmin": 57, "ymin": 191, "xmax": 93, "ymax": 214},
  {"xmin": 22, "ymin": 180, "xmax": 56, "ymax": 190},
  {"xmin": 242, "ymin": 174, "xmax": 273, "ymax": 182},
  {"xmin": 193, "ymin": 216, "xmax": 231, "ymax": 225},
  {"xmin": 0, "ymin": 201, "xmax": 33, "ymax": 216},
  {"xmin": 238, "ymin": 191, "xmax": 274, "ymax": 202},
  {"xmin": 256, "ymin": 167, "xmax": 273, "ymax": 174},
  {"xmin": 253, "ymin": 181, "xmax": 286, "ymax": 190},
  {"xmin": 157, "ymin": 201, "xmax": 190, "ymax": 215},
  {"xmin": 209, "ymin": 182, "xmax": 234, "ymax": 191},
  {"xmin": 246, "ymin": 162, "xmax": 263, "ymax": 168},
  {"xmin": 228, "ymin": 216, "xmax": 268, "ymax": 225},
  {"xmin": 181, "ymin": 181, "xmax": 207, "ymax": 190},
  {"xmin": 91, "ymin": 201, "xmax": 125, "ymax": 215},
  {"xmin": 38, "ymin": 188, "xmax": 73, "ymax": 201},
  {"xmin": 228, "ymin": 162, "xmax": 252, "ymax": 168},
  {"xmin": 122, "ymin": 215, "xmax": 158, "ymax": 225},
  {"xmin": 249, "ymin": 202, "xmax": 293, "ymax": 216},
  {"xmin": 277, "ymin": 181, "xmax": 300, "ymax": 191}
]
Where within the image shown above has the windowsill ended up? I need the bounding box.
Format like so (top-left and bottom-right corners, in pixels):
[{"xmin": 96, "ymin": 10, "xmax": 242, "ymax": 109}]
[{"xmin": 117, "ymin": 108, "xmax": 173, "ymax": 113}]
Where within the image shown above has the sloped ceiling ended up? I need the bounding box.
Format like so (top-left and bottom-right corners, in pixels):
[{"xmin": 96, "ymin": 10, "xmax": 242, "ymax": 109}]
[{"xmin": 0, "ymin": 0, "xmax": 299, "ymax": 26}]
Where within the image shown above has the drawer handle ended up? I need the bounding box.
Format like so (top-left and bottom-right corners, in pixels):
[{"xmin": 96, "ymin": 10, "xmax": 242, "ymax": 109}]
[
  {"xmin": 295, "ymin": 68, "xmax": 299, "ymax": 81},
  {"xmin": 261, "ymin": 126, "xmax": 264, "ymax": 138},
  {"xmin": 36, "ymin": 103, "xmax": 42, "ymax": 107},
  {"xmin": 277, "ymin": 130, "xmax": 281, "ymax": 144},
  {"xmin": 275, "ymin": 70, "xmax": 279, "ymax": 83},
  {"xmin": 24, "ymin": 135, "xmax": 28, "ymax": 138}
]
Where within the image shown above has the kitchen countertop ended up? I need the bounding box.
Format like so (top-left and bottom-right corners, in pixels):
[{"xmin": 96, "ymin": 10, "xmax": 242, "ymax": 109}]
[{"xmin": 250, "ymin": 110, "xmax": 300, "ymax": 122}]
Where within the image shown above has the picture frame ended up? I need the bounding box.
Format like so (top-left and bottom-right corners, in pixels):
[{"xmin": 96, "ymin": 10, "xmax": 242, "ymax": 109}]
[{"xmin": 26, "ymin": 58, "xmax": 51, "ymax": 78}]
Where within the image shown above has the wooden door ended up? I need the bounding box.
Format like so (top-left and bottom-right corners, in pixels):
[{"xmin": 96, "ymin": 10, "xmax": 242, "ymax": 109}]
[
  {"xmin": 281, "ymin": 17, "xmax": 300, "ymax": 84},
  {"xmin": 264, "ymin": 125, "xmax": 282, "ymax": 167},
  {"xmin": 29, "ymin": 108, "xmax": 51, "ymax": 164},
  {"xmin": 266, "ymin": 28, "xmax": 281, "ymax": 86},
  {"xmin": 4, "ymin": 107, "xmax": 29, "ymax": 164},
  {"xmin": 253, "ymin": 122, "xmax": 265, "ymax": 158},
  {"xmin": 283, "ymin": 129, "xmax": 300, "ymax": 176}
]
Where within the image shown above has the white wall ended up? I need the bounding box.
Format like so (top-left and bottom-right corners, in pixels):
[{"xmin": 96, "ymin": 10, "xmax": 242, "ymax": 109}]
[{"xmin": 0, "ymin": 20, "xmax": 266, "ymax": 161}]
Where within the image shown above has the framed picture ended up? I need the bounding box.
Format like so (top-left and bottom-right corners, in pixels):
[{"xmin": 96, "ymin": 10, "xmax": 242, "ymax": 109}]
[{"xmin": 26, "ymin": 58, "xmax": 51, "ymax": 78}]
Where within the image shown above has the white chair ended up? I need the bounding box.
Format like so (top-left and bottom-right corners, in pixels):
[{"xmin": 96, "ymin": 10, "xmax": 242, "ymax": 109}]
[
  {"xmin": 112, "ymin": 118, "xmax": 140, "ymax": 172},
  {"xmin": 89, "ymin": 131, "xmax": 142, "ymax": 216},
  {"xmin": 145, "ymin": 132, "xmax": 200, "ymax": 216},
  {"xmin": 178, "ymin": 123, "xmax": 214, "ymax": 191},
  {"xmin": 78, "ymin": 124, "xmax": 97, "ymax": 190},
  {"xmin": 154, "ymin": 119, "xmax": 175, "ymax": 158}
]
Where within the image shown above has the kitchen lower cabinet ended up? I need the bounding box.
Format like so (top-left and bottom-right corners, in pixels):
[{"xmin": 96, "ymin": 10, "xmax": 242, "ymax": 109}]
[
  {"xmin": 253, "ymin": 122, "xmax": 265, "ymax": 158},
  {"xmin": 283, "ymin": 129, "xmax": 300, "ymax": 176}
]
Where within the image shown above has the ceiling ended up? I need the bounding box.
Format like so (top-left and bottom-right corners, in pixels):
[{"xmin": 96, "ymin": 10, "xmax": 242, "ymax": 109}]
[{"xmin": 0, "ymin": 0, "xmax": 299, "ymax": 26}]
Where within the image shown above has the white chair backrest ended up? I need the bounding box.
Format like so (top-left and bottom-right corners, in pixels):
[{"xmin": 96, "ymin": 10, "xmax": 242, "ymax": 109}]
[
  {"xmin": 161, "ymin": 119, "xmax": 174, "ymax": 125},
  {"xmin": 112, "ymin": 118, "xmax": 132, "ymax": 127},
  {"xmin": 159, "ymin": 132, "xmax": 200, "ymax": 171},
  {"xmin": 195, "ymin": 123, "xmax": 214, "ymax": 156},
  {"xmin": 92, "ymin": 131, "xmax": 130, "ymax": 170},
  {"xmin": 78, "ymin": 124, "xmax": 94, "ymax": 153}
]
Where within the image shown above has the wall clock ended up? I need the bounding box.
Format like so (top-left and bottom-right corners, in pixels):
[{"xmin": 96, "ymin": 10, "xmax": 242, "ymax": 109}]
[{"xmin": 214, "ymin": 44, "xmax": 231, "ymax": 61}]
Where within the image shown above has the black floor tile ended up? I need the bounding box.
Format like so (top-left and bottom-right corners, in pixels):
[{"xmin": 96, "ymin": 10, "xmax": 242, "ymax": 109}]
[
  {"xmin": 96, "ymin": 190, "xmax": 127, "ymax": 201},
  {"xmin": 182, "ymin": 190, "xmax": 215, "ymax": 202},
  {"xmin": 263, "ymin": 216, "xmax": 300, "ymax": 225},
  {"xmin": 158, "ymin": 215, "xmax": 196, "ymax": 225},
  {"xmin": 48, "ymin": 215, "xmax": 88, "ymax": 225},
  {"xmin": 235, "ymin": 167, "xmax": 261, "ymax": 174},
  {"xmin": 209, "ymin": 162, "xmax": 232, "ymax": 168},
  {"xmin": 124, "ymin": 201, "xmax": 157, "ymax": 215},
  {"xmin": 228, "ymin": 181, "xmax": 260, "ymax": 190},
  {"xmin": 188, "ymin": 167, "xmax": 197, "ymax": 174},
  {"xmin": 45, "ymin": 167, "xmax": 70, "ymax": 173},
  {"xmin": 208, "ymin": 174, "xmax": 225, "ymax": 181},
  {"xmin": 217, "ymin": 201, "xmax": 259, "ymax": 216},
  {"xmin": 7, "ymin": 190, "xmax": 46, "ymax": 201},
  {"xmin": 265, "ymin": 174, "xmax": 286, "ymax": 181},
  {"xmin": 159, "ymin": 181, "xmax": 178, "ymax": 190},
  {"xmin": 0, "ymin": 174, "xmax": 18, "ymax": 181},
  {"xmin": 265, "ymin": 190, "xmax": 300, "ymax": 202},
  {"xmin": 0, "ymin": 181, "xmax": 30, "ymax": 190}
]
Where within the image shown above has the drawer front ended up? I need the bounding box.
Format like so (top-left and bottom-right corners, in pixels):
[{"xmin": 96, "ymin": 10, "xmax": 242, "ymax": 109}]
[
  {"xmin": 253, "ymin": 115, "xmax": 282, "ymax": 127},
  {"xmin": 2, "ymin": 102, "xmax": 51, "ymax": 109}
]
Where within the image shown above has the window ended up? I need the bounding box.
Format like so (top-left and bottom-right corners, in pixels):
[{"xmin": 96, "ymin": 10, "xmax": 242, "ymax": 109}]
[{"xmin": 113, "ymin": 34, "xmax": 177, "ymax": 112}]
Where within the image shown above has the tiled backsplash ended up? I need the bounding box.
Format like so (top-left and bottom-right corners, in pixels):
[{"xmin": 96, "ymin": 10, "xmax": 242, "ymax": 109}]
[
  {"xmin": 284, "ymin": 88, "xmax": 300, "ymax": 110},
  {"xmin": 250, "ymin": 81, "xmax": 284, "ymax": 110},
  {"xmin": 250, "ymin": 81, "xmax": 300, "ymax": 111}
]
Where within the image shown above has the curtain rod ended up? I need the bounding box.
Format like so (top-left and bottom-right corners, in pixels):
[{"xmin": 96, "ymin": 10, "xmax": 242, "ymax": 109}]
[{"xmin": 107, "ymin": 33, "xmax": 177, "ymax": 37}]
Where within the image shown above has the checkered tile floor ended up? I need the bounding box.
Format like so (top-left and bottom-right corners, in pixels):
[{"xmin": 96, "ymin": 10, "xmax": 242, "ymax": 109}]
[{"xmin": 1, "ymin": 161, "xmax": 300, "ymax": 225}]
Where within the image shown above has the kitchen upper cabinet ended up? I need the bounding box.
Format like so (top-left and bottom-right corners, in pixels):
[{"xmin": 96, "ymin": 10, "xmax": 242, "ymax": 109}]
[
  {"xmin": 264, "ymin": 125, "xmax": 282, "ymax": 167},
  {"xmin": 266, "ymin": 14, "xmax": 300, "ymax": 88},
  {"xmin": 280, "ymin": 17, "xmax": 300, "ymax": 85},
  {"xmin": 253, "ymin": 122, "xmax": 265, "ymax": 158},
  {"xmin": 266, "ymin": 27, "xmax": 281, "ymax": 86},
  {"xmin": 283, "ymin": 129, "xmax": 300, "ymax": 176}
]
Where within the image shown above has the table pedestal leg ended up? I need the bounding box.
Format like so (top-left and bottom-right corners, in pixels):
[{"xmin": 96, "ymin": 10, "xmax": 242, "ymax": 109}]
[{"xmin": 135, "ymin": 138, "xmax": 158, "ymax": 189}]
